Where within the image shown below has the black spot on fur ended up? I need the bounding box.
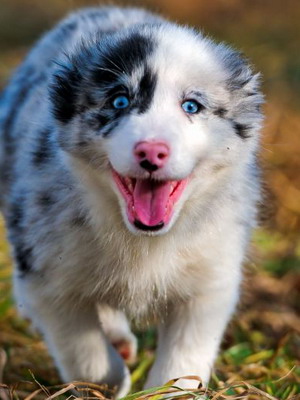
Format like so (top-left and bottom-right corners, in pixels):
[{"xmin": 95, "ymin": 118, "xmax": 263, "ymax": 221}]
[
  {"xmin": 102, "ymin": 120, "xmax": 119, "ymax": 138},
  {"xmin": 137, "ymin": 68, "xmax": 157, "ymax": 114},
  {"xmin": 255, "ymin": 104, "xmax": 262, "ymax": 112},
  {"xmin": 37, "ymin": 192, "xmax": 56, "ymax": 208},
  {"xmin": 32, "ymin": 128, "xmax": 53, "ymax": 165},
  {"xmin": 213, "ymin": 107, "xmax": 227, "ymax": 118},
  {"xmin": 85, "ymin": 93, "xmax": 97, "ymax": 107},
  {"xmin": 71, "ymin": 214, "xmax": 87, "ymax": 227},
  {"xmin": 15, "ymin": 245, "xmax": 33, "ymax": 273},
  {"xmin": 233, "ymin": 122, "xmax": 252, "ymax": 139},
  {"xmin": 84, "ymin": 112, "xmax": 112, "ymax": 130},
  {"xmin": 7, "ymin": 195, "xmax": 25, "ymax": 230},
  {"xmin": 97, "ymin": 114, "xmax": 111, "ymax": 127}
]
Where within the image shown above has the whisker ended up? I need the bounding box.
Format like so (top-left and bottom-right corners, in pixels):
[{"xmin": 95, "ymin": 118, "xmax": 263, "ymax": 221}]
[
  {"xmin": 100, "ymin": 53, "xmax": 124, "ymax": 73},
  {"xmin": 95, "ymin": 67, "xmax": 121, "ymax": 78}
]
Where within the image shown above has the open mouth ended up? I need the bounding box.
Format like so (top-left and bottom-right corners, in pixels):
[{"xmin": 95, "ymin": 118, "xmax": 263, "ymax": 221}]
[{"xmin": 112, "ymin": 169, "xmax": 188, "ymax": 231}]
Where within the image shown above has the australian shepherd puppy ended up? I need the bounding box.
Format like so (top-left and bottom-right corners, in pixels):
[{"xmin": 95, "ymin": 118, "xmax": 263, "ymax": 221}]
[{"xmin": 0, "ymin": 6, "xmax": 263, "ymax": 397}]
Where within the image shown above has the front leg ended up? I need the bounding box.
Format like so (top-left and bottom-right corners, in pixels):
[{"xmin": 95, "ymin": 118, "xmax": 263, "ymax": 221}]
[
  {"xmin": 98, "ymin": 304, "xmax": 137, "ymax": 363},
  {"xmin": 14, "ymin": 276, "xmax": 131, "ymax": 398},
  {"xmin": 145, "ymin": 276, "xmax": 240, "ymax": 388}
]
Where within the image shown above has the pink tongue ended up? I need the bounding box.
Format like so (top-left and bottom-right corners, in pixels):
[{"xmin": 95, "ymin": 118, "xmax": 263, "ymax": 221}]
[{"xmin": 133, "ymin": 179, "xmax": 172, "ymax": 226}]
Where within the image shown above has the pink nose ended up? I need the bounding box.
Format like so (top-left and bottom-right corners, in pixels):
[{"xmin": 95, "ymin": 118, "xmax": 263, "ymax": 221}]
[{"xmin": 134, "ymin": 141, "xmax": 170, "ymax": 172}]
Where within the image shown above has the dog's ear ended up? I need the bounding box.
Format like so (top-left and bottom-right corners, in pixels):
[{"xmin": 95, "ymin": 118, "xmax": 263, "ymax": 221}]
[
  {"xmin": 222, "ymin": 49, "xmax": 260, "ymax": 93},
  {"xmin": 216, "ymin": 44, "xmax": 264, "ymax": 135},
  {"xmin": 49, "ymin": 59, "xmax": 83, "ymax": 124}
]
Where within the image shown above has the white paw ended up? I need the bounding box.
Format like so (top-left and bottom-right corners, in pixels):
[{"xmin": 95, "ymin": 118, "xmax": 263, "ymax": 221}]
[
  {"xmin": 110, "ymin": 331, "xmax": 137, "ymax": 364},
  {"xmin": 98, "ymin": 306, "xmax": 138, "ymax": 364}
]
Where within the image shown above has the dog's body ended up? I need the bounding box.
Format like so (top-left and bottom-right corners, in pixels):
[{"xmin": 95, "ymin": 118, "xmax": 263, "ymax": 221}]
[{"xmin": 0, "ymin": 7, "xmax": 263, "ymax": 397}]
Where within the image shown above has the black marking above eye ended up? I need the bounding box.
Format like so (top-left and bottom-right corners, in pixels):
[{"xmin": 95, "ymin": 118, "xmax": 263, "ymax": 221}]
[
  {"xmin": 106, "ymin": 33, "xmax": 154, "ymax": 76},
  {"xmin": 137, "ymin": 68, "xmax": 157, "ymax": 114},
  {"xmin": 92, "ymin": 32, "xmax": 155, "ymax": 86}
]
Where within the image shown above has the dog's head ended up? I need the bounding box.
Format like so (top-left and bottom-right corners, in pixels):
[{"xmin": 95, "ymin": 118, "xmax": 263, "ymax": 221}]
[{"xmin": 50, "ymin": 22, "xmax": 263, "ymax": 235}]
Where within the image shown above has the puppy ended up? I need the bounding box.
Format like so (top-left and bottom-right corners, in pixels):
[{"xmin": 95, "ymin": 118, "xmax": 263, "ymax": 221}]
[{"xmin": 0, "ymin": 6, "xmax": 263, "ymax": 397}]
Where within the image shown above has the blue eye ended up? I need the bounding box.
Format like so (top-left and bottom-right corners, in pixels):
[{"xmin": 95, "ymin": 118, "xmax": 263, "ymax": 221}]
[
  {"xmin": 112, "ymin": 95, "xmax": 130, "ymax": 109},
  {"xmin": 182, "ymin": 100, "xmax": 201, "ymax": 114}
]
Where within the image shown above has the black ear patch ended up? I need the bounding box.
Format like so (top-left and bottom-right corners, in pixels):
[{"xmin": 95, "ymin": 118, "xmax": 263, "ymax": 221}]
[{"xmin": 49, "ymin": 63, "xmax": 82, "ymax": 123}]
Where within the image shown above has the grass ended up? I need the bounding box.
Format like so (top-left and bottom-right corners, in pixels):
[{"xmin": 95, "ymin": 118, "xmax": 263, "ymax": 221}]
[{"xmin": 0, "ymin": 215, "xmax": 299, "ymax": 399}]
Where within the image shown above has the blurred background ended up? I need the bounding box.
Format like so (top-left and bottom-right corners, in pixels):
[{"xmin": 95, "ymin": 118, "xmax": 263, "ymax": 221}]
[{"xmin": 0, "ymin": 0, "xmax": 299, "ymax": 398}]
